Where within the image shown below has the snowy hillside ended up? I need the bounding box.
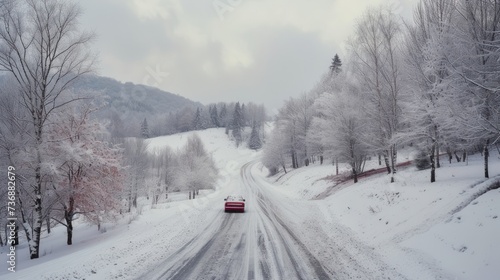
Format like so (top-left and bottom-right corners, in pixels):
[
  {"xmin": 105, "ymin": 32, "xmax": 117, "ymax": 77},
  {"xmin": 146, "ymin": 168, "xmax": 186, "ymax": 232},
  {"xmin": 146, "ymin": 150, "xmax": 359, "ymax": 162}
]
[{"xmin": 267, "ymin": 151, "xmax": 500, "ymax": 279}]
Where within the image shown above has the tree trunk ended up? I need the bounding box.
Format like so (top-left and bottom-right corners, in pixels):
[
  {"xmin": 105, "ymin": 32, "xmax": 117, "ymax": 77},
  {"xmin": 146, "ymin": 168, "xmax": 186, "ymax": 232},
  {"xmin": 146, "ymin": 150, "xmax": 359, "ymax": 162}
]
[
  {"xmin": 335, "ymin": 158, "xmax": 339, "ymax": 175},
  {"xmin": 128, "ymin": 187, "xmax": 132, "ymax": 213},
  {"xmin": 66, "ymin": 196, "xmax": 75, "ymax": 245},
  {"xmin": 66, "ymin": 215, "xmax": 73, "ymax": 245},
  {"xmin": 31, "ymin": 186, "xmax": 42, "ymax": 259},
  {"xmin": 390, "ymin": 145, "xmax": 397, "ymax": 183},
  {"xmin": 16, "ymin": 189, "xmax": 33, "ymax": 252},
  {"xmin": 436, "ymin": 143, "xmax": 441, "ymax": 168},
  {"xmin": 446, "ymin": 147, "xmax": 452, "ymax": 164},
  {"xmin": 430, "ymin": 144, "xmax": 436, "ymax": 183},
  {"xmin": 30, "ymin": 144, "xmax": 43, "ymax": 259},
  {"xmin": 378, "ymin": 154, "xmax": 382, "ymax": 165},
  {"xmin": 484, "ymin": 140, "xmax": 489, "ymax": 178},
  {"xmin": 46, "ymin": 210, "xmax": 51, "ymax": 234},
  {"xmin": 383, "ymin": 151, "xmax": 391, "ymax": 174},
  {"xmin": 320, "ymin": 155, "xmax": 323, "ymax": 165}
]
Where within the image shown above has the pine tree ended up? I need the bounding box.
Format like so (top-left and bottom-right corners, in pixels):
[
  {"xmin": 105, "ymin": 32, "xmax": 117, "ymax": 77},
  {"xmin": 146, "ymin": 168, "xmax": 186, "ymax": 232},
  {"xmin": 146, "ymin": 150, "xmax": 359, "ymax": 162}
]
[
  {"xmin": 219, "ymin": 104, "xmax": 227, "ymax": 124},
  {"xmin": 232, "ymin": 102, "xmax": 243, "ymax": 146},
  {"xmin": 141, "ymin": 118, "xmax": 150, "ymax": 138},
  {"xmin": 248, "ymin": 122, "xmax": 262, "ymax": 150},
  {"xmin": 330, "ymin": 54, "xmax": 342, "ymax": 74},
  {"xmin": 241, "ymin": 103, "xmax": 247, "ymax": 127},
  {"xmin": 192, "ymin": 108, "xmax": 205, "ymax": 130},
  {"xmin": 210, "ymin": 105, "xmax": 220, "ymax": 127}
]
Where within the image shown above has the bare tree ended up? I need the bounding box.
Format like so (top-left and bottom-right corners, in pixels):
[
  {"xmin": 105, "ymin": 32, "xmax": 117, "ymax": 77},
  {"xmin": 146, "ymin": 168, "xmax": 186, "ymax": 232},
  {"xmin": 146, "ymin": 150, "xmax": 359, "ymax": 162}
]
[{"xmin": 0, "ymin": 0, "xmax": 94, "ymax": 259}]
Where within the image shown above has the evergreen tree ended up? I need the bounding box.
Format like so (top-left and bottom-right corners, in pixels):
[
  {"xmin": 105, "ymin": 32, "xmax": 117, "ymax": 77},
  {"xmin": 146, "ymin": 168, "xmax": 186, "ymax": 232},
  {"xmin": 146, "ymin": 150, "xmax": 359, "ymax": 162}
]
[
  {"xmin": 248, "ymin": 122, "xmax": 262, "ymax": 150},
  {"xmin": 330, "ymin": 54, "xmax": 342, "ymax": 74},
  {"xmin": 209, "ymin": 105, "xmax": 220, "ymax": 127},
  {"xmin": 219, "ymin": 104, "xmax": 227, "ymax": 121},
  {"xmin": 141, "ymin": 118, "xmax": 150, "ymax": 138},
  {"xmin": 232, "ymin": 102, "xmax": 243, "ymax": 146},
  {"xmin": 241, "ymin": 103, "xmax": 247, "ymax": 127},
  {"xmin": 192, "ymin": 108, "xmax": 205, "ymax": 130}
]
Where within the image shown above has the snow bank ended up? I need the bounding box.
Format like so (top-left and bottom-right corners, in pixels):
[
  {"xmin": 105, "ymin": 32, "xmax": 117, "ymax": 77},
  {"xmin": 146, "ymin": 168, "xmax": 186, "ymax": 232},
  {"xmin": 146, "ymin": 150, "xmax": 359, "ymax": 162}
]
[{"xmin": 269, "ymin": 150, "xmax": 500, "ymax": 279}]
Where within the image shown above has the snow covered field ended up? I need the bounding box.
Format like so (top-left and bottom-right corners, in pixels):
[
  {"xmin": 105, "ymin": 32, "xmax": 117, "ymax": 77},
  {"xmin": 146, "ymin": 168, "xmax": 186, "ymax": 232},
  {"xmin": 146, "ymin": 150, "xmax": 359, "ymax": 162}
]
[{"xmin": 1, "ymin": 128, "xmax": 499, "ymax": 279}]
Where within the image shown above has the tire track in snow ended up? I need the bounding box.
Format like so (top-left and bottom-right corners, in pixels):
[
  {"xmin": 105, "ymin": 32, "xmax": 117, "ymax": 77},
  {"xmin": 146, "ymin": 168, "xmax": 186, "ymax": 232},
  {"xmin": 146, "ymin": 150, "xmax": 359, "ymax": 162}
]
[
  {"xmin": 142, "ymin": 160, "xmax": 334, "ymax": 280},
  {"xmin": 241, "ymin": 161, "xmax": 333, "ymax": 280}
]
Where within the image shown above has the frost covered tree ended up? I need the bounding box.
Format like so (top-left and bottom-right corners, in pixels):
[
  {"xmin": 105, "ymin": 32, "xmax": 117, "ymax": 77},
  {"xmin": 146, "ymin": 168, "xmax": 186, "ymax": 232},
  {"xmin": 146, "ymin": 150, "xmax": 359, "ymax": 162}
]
[
  {"xmin": 159, "ymin": 147, "xmax": 177, "ymax": 198},
  {"xmin": 442, "ymin": 0, "xmax": 500, "ymax": 178},
  {"xmin": 232, "ymin": 102, "xmax": 244, "ymax": 146},
  {"xmin": 123, "ymin": 138, "xmax": 149, "ymax": 212},
  {"xmin": 262, "ymin": 128, "xmax": 289, "ymax": 175},
  {"xmin": 399, "ymin": 0, "xmax": 456, "ymax": 182},
  {"xmin": 175, "ymin": 134, "xmax": 218, "ymax": 195},
  {"xmin": 248, "ymin": 122, "xmax": 262, "ymax": 150},
  {"xmin": 219, "ymin": 103, "xmax": 228, "ymax": 129},
  {"xmin": 0, "ymin": 0, "xmax": 94, "ymax": 258},
  {"xmin": 349, "ymin": 6, "xmax": 405, "ymax": 183},
  {"xmin": 141, "ymin": 118, "xmax": 150, "ymax": 138},
  {"xmin": 401, "ymin": 0, "xmax": 500, "ymax": 180},
  {"xmin": 245, "ymin": 103, "xmax": 267, "ymax": 148},
  {"xmin": 311, "ymin": 77, "xmax": 369, "ymax": 183},
  {"xmin": 209, "ymin": 104, "xmax": 221, "ymax": 127},
  {"xmin": 192, "ymin": 108, "xmax": 204, "ymax": 131},
  {"xmin": 275, "ymin": 94, "xmax": 315, "ymax": 168},
  {"xmin": 47, "ymin": 105, "xmax": 123, "ymax": 244}
]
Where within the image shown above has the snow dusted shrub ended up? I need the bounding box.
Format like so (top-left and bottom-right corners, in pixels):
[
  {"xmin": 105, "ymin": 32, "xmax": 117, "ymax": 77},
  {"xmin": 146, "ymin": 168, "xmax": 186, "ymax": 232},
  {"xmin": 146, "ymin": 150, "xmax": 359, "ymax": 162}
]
[{"xmin": 415, "ymin": 150, "xmax": 431, "ymax": 170}]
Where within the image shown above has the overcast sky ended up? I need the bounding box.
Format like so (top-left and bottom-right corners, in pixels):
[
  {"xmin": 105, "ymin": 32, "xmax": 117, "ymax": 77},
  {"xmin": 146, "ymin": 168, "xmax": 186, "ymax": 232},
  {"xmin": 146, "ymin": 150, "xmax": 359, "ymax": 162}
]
[{"xmin": 79, "ymin": 0, "xmax": 418, "ymax": 111}]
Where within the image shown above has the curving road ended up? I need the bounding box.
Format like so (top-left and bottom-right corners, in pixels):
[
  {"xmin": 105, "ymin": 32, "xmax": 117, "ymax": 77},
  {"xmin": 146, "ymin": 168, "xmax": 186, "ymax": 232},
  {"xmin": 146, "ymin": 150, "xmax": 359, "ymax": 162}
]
[
  {"xmin": 141, "ymin": 160, "xmax": 411, "ymax": 280},
  {"xmin": 141, "ymin": 161, "xmax": 334, "ymax": 280}
]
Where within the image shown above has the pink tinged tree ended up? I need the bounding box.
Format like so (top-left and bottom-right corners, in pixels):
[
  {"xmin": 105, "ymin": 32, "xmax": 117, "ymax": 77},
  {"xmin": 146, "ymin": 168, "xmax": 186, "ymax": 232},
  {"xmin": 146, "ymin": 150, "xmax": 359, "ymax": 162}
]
[{"xmin": 47, "ymin": 105, "xmax": 123, "ymax": 245}]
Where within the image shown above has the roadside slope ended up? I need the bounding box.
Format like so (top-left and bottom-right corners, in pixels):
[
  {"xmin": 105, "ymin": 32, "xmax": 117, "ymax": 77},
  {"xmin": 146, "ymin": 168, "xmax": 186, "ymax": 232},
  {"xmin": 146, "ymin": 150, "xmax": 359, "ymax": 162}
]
[{"xmin": 266, "ymin": 152, "xmax": 500, "ymax": 279}]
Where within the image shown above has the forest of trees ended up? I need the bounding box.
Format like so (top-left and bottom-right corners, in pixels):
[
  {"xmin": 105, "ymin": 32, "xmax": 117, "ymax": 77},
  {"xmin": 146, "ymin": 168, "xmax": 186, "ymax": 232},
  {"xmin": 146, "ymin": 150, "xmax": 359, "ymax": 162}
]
[
  {"xmin": 139, "ymin": 101, "xmax": 267, "ymax": 149},
  {"xmin": 0, "ymin": 0, "xmax": 231, "ymax": 259},
  {"xmin": 264, "ymin": 0, "xmax": 500, "ymax": 184}
]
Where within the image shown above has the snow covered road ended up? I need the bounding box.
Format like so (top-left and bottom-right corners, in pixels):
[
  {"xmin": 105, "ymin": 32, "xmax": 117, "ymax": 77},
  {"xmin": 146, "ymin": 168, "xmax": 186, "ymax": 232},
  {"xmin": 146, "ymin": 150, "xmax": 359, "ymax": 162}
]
[
  {"xmin": 142, "ymin": 161, "xmax": 332, "ymax": 280},
  {"xmin": 141, "ymin": 160, "xmax": 411, "ymax": 280},
  {"xmin": 3, "ymin": 129, "xmax": 498, "ymax": 280}
]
